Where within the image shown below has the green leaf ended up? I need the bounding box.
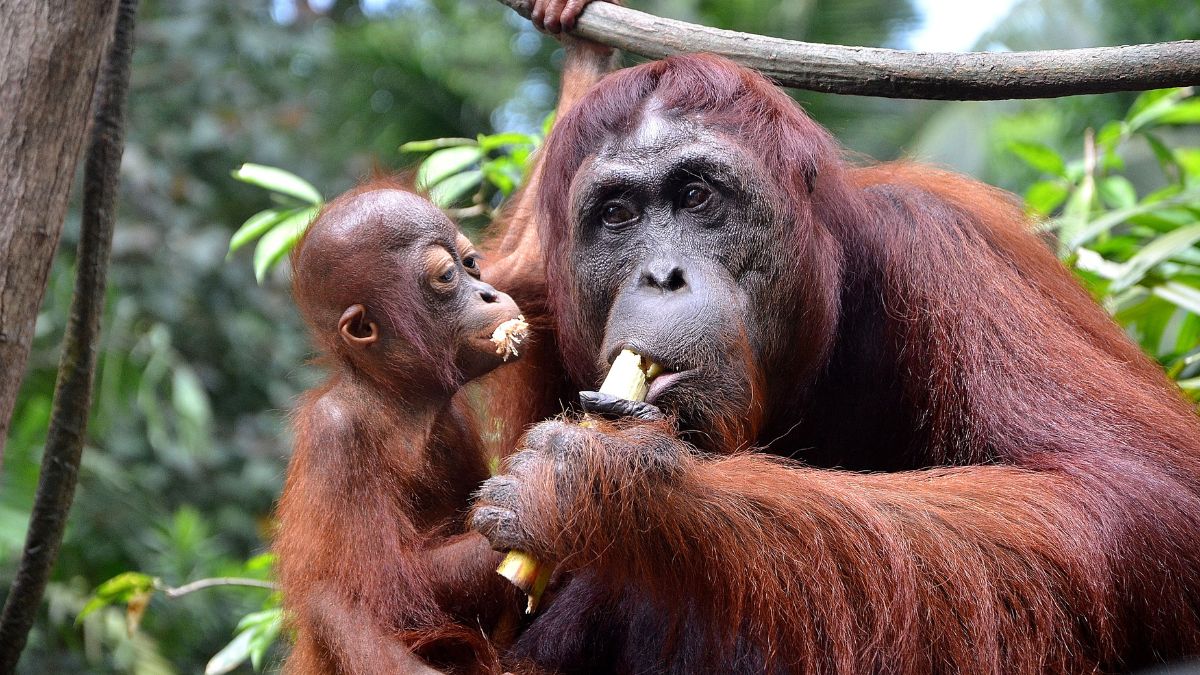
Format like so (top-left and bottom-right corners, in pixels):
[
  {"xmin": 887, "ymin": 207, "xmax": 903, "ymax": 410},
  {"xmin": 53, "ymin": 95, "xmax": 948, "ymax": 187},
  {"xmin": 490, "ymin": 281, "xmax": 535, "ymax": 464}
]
[
  {"xmin": 1095, "ymin": 121, "xmax": 1126, "ymax": 151},
  {"xmin": 78, "ymin": 572, "xmax": 157, "ymax": 623},
  {"xmin": 479, "ymin": 132, "xmax": 537, "ymax": 152},
  {"xmin": 1008, "ymin": 141, "xmax": 1066, "ymax": 177},
  {"xmin": 1128, "ymin": 89, "xmax": 1182, "ymax": 121},
  {"xmin": 1060, "ymin": 189, "xmax": 1200, "ymax": 250},
  {"xmin": 229, "ymin": 208, "xmax": 299, "ymax": 255},
  {"xmin": 541, "ymin": 111, "xmax": 556, "ymax": 137},
  {"xmin": 1128, "ymin": 88, "xmax": 1191, "ymax": 131},
  {"xmin": 252, "ymin": 205, "xmax": 319, "ymax": 283},
  {"xmin": 236, "ymin": 608, "xmax": 284, "ymax": 671},
  {"xmin": 244, "ymin": 552, "xmax": 276, "ymax": 574},
  {"xmin": 399, "ymin": 137, "xmax": 476, "ymax": 153},
  {"xmin": 1155, "ymin": 99, "xmax": 1200, "ymax": 125},
  {"xmin": 1153, "ymin": 281, "xmax": 1200, "ymax": 316},
  {"xmin": 427, "ymin": 170, "xmax": 482, "ymax": 208},
  {"xmin": 1110, "ymin": 223, "xmax": 1200, "ymax": 292},
  {"xmin": 1142, "ymin": 132, "xmax": 1182, "ymax": 182},
  {"xmin": 483, "ymin": 158, "xmax": 524, "ymax": 196},
  {"xmin": 232, "ymin": 164, "xmax": 322, "ymax": 205},
  {"xmin": 1099, "ymin": 176, "xmax": 1137, "ymax": 210},
  {"xmin": 1024, "ymin": 180, "xmax": 1069, "ymax": 216},
  {"xmin": 416, "ymin": 146, "xmax": 482, "ymax": 190},
  {"xmin": 205, "ymin": 625, "xmax": 256, "ymax": 675}
]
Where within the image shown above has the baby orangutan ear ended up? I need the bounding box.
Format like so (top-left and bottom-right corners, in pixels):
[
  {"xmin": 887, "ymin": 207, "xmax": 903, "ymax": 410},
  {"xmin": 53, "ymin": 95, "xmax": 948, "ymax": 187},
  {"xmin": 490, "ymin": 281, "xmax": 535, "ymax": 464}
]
[{"xmin": 338, "ymin": 304, "xmax": 379, "ymax": 347}]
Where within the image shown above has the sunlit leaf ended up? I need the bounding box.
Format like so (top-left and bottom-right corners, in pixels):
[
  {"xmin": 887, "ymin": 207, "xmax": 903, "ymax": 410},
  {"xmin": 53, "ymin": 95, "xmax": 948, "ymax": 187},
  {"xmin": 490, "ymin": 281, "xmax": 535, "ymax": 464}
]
[
  {"xmin": 1110, "ymin": 224, "xmax": 1200, "ymax": 292},
  {"xmin": 252, "ymin": 205, "xmax": 319, "ymax": 283},
  {"xmin": 1060, "ymin": 189, "xmax": 1200, "ymax": 250},
  {"xmin": 1155, "ymin": 99, "xmax": 1200, "ymax": 125},
  {"xmin": 1099, "ymin": 176, "xmax": 1137, "ymax": 210},
  {"xmin": 205, "ymin": 625, "xmax": 255, "ymax": 675},
  {"xmin": 1128, "ymin": 88, "xmax": 1192, "ymax": 131},
  {"xmin": 244, "ymin": 552, "xmax": 276, "ymax": 574},
  {"xmin": 232, "ymin": 164, "xmax": 322, "ymax": 205},
  {"xmin": 1095, "ymin": 121, "xmax": 1126, "ymax": 151},
  {"xmin": 399, "ymin": 137, "xmax": 476, "ymax": 153},
  {"xmin": 229, "ymin": 208, "xmax": 295, "ymax": 255},
  {"xmin": 1153, "ymin": 281, "xmax": 1200, "ymax": 316},
  {"xmin": 479, "ymin": 132, "xmax": 537, "ymax": 152},
  {"xmin": 1008, "ymin": 141, "xmax": 1066, "ymax": 177},
  {"xmin": 1129, "ymin": 89, "xmax": 1180, "ymax": 119},
  {"xmin": 416, "ymin": 146, "xmax": 482, "ymax": 189},
  {"xmin": 427, "ymin": 170, "xmax": 482, "ymax": 207},
  {"xmin": 1024, "ymin": 180, "xmax": 1069, "ymax": 216},
  {"xmin": 1074, "ymin": 248, "xmax": 1122, "ymax": 280},
  {"xmin": 79, "ymin": 572, "xmax": 157, "ymax": 623},
  {"xmin": 483, "ymin": 158, "xmax": 523, "ymax": 196}
]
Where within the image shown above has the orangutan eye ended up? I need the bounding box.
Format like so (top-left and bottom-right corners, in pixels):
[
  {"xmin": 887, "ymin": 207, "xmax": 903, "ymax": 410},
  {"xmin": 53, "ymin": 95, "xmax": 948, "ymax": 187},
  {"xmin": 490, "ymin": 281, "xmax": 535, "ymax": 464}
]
[
  {"xmin": 679, "ymin": 183, "xmax": 713, "ymax": 210},
  {"xmin": 600, "ymin": 201, "xmax": 638, "ymax": 228},
  {"xmin": 438, "ymin": 266, "xmax": 456, "ymax": 284},
  {"xmin": 462, "ymin": 255, "xmax": 481, "ymax": 278}
]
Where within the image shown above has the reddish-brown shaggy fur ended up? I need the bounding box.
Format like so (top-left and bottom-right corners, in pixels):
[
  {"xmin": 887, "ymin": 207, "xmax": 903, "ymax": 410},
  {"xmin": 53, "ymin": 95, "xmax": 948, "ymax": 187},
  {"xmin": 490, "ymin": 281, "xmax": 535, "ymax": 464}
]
[
  {"xmin": 276, "ymin": 181, "xmax": 517, "ymax": 674},
  {"xmin": 476, "ymin": 54, "xmax": 1200, "ymax": 673}
]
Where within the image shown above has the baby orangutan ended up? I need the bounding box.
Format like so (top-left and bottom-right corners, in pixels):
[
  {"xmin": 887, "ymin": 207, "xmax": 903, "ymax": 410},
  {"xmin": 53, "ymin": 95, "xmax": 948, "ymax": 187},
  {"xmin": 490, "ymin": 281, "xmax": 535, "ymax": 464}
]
[{"xmin": 276, "ymin": 182, "xmax": 527, "ymax": 675}]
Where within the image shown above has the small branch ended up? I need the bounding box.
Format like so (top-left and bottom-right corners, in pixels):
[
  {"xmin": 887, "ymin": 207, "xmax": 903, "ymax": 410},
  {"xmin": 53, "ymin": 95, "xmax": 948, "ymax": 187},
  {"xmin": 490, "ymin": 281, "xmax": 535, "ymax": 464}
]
[
  {"xmin": 0, "ymin": 1, "xmax": 139, "ymax": 671},
  {"xmin": 159, "ymin": 577, "xmax": 279, "ymax": 599},
  {"xmin": 495, "ymin": 0, "xmax": 1200, "ymax": 100}
]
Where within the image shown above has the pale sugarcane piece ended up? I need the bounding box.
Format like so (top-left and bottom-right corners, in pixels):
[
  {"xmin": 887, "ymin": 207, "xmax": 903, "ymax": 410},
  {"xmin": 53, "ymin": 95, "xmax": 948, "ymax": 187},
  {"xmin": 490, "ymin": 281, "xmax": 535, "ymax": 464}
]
[
  {"xmin": 497, "ymin": 348, "xmax": 663, "ymax": 613},
  {"xmin": 491, "ymin": 315, "xmax": 530, "ymax": 362}
]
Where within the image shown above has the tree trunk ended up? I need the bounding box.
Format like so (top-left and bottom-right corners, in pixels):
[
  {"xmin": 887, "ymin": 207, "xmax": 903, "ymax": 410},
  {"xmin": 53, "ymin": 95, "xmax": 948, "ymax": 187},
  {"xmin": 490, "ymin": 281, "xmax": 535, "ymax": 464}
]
[{"xmin": 0, "ymin": 0, "xmax": 119, "ymax": 467}]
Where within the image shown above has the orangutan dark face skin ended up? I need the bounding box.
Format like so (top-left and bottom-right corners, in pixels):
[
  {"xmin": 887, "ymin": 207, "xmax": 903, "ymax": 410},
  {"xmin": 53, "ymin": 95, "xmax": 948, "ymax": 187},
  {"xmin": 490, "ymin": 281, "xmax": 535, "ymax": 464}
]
[{"xmin": 568, "ymin": 113, "xmax": 804, "ymax": 442}]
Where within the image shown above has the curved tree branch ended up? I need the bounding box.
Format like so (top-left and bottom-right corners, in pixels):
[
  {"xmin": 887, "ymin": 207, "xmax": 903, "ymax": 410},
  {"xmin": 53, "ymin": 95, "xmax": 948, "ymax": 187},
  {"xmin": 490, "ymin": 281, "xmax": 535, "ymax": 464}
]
[
  {"xmin": 0, "ymin": 0, "xmax": 138, "ymax": 670},
  {"xmin": 495, "ymin": 0, "xmax": 1200, "ymax": 100}
]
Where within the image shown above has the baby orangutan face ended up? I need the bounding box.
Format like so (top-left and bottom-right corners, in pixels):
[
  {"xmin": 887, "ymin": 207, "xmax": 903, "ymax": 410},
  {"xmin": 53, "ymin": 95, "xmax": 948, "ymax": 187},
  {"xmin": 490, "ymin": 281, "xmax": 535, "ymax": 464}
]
[{"xmin": 294, "ymin": 187, "xmax": 524, "ymax": 393}]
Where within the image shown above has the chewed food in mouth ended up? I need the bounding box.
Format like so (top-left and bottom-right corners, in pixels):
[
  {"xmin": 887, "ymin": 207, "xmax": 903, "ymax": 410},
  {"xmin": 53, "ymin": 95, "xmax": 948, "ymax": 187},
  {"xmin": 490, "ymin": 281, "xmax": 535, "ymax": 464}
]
[{"xmin": 490, "ymin": 315, "xmax": 529, "ymax": 361}]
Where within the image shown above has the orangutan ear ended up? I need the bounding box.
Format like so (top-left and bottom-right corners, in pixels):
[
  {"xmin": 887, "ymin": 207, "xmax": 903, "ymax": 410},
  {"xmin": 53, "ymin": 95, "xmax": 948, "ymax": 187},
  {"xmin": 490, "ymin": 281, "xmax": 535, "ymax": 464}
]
[{"xmin": 338, "ymin": 304, "xmax": 379, "ymax": 347}]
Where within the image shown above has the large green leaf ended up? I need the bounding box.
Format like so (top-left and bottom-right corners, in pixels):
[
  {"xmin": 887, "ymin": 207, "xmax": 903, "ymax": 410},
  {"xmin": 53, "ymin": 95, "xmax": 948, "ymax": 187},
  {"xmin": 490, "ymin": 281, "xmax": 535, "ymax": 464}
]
[
  {"xmin": 1127, "ymin": 88, "xmax": 1192, "ymax": 132},
  {"xmin": 479, "ymin": 131, "xmax": 537, "ymax": 152},
  {"xmin": 427, "ymin": 169, "xmax": 482, "ymax": 207},
  {"xmin": 78, "ymin": 572, "xmax": 157, "ymax": 622},
  {"xmin": 1153, "ymin": 99, "xmax": 1200, "ymax": 126},
  {"xmin": 1110, "ymin": 223, "xmax": 1200, "ymax": 292},
  {"xmin": 232, "ymin": 164, "xmax": 322, "ymax": 205},
  {"xmin": 1009, "ymin": 141, "xmax": 1066, "ymax": 177},
  {"xmin": 1153, "ymin": 281, "xmax": 1200, "ymax": 316},
  {"xmin": 399, "ymin": 137, "xmax": 476, "ymax": 153},
  {"xmin": 1024, "ymin": 180, "xmax": 1069, "ymax": 216},
  {"xmin": 416, "ymin": 146, "xmax": 482, "ymax": 189},
  {"xmin": 1098, "ymin": 176, "xmax": 1137, "ymax": 210},
  {"xmin": 1060, "ymin": 189, "xmax": 1200, "ymax": 249},
  {"xmin": 205, "ymin": 625, "xmax": 255, "ymax": 675},
  {"xmin": 228, "ymin": 208, "xmax": 301, "ymax": 255},
  {"xmin": 252, "ymin": 205, "xmax": 319, "ymax": 283}
]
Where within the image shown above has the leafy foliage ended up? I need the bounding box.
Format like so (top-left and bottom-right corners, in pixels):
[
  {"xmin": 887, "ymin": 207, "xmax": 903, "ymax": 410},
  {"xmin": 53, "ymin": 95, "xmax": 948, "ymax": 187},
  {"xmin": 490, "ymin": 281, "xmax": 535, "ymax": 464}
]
[{"xmin": 1014, "ymin": 87, "xmax": 1200, "ymax": 398}]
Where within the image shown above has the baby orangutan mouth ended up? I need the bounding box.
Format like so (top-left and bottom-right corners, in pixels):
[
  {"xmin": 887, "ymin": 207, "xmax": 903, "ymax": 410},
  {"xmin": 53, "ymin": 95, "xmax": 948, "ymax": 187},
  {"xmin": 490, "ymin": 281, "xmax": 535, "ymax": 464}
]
[{"xmin": 490, "ymin": 315, "xmax": 529, "ymax": 362}]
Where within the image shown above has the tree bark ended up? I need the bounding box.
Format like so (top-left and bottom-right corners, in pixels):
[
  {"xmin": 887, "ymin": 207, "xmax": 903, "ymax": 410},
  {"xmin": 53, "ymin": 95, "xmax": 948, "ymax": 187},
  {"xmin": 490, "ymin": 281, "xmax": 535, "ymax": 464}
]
[
  {"xmin": 0, "ymin": 1, "xmax": 120, "ymax": 467},
  {"xmin": 494, "ymin": 0, "xmax": 1200, "ymax": 100},
  {"xmin": 0, "ymin": 0, "xmax": 136, "ymax": 670}
]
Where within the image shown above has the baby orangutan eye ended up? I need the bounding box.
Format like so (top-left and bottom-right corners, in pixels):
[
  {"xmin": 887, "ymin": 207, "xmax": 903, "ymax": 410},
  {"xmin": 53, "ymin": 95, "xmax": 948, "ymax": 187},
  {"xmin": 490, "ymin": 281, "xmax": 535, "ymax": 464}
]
[
  {"xmin": 462, "ymin": 254, "xmax": 481, "ymax": 278},
  {"xmin": 438, "ymin": 267, "xmax": 457, "ymax": 283}
]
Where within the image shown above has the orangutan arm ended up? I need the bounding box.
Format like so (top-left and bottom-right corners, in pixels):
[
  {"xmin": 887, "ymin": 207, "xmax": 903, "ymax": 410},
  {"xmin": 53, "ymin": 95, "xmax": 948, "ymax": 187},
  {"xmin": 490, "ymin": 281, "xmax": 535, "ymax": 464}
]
[{"xmin": 471, "ymin": 417, "xmax": 1196, "ymax": 672}]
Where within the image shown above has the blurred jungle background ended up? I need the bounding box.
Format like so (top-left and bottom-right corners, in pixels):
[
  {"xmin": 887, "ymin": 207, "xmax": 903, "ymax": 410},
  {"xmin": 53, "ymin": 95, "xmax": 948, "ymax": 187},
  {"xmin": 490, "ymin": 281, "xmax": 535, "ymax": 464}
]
[{"xmin": 3, "ymin": 0, "xmax": 1200, "ymax": 672}]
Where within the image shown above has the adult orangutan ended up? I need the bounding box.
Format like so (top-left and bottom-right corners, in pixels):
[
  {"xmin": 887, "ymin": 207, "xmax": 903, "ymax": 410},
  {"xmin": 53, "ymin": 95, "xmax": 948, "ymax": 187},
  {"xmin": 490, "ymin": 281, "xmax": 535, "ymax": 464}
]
[{"xmin": 470, "ymin": 23, "xmax": 1200, "ymax": 675}]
